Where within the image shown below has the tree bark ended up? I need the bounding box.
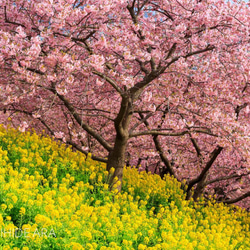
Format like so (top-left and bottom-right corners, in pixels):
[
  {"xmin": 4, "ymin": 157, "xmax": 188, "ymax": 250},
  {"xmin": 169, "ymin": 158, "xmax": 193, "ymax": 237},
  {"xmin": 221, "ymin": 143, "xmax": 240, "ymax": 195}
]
[
  {"xmin": 106, "ymin": 93, "xmax": 132, "ymax": 192},
  {"xmin": 186, "ymin": 146, "xmax": 223, "ymax": 200},
  {"xmin": 192, "ymin": 172, "xmax": 209, "ymax": 201},
  {"xmin": 107, "ymin": 135, "xmax": 128, "ymax": 192}
]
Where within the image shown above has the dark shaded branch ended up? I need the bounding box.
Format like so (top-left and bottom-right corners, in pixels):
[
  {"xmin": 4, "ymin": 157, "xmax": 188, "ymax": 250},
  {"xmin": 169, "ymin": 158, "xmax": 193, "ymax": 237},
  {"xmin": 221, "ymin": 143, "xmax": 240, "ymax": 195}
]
[
  {"xmin": 189, "ymin": 134, "xmax": 202, "ymax": 157},
  {"xmin": 38, "ymin": 112, "xmax": 108, "ymax": 162},
  {"xmin": 4, "ymin": 6, "xmax": 26, "ymax": 28},
  {"xmin": 135, "ymin": 59, "xmax": 150, "ymax": 74},
  {"xmin": 127, "ymin": 3, "xmax": 146, "ymax": 40},
  {"xmin": 50, "ymin": 84, "xmax": 113, "ymax": 152},
  {"xmin": 54, "ymin": 31, "xmax": 96, "ymax": 44},
  {"xmin": 138, "ymin": 0, "xmax": 149, "ymax": 14},
  {"xmin": 7, "ymin": 106, "xmax": 108, "ymax": 163},
  {"xmin": 160, "ymin": 45, "xmax": 215, "ymax": 73},
  {"xmin": 153, "ymin": 135, "xmax": 178, "ymax": 179},
  {"xmin": 127, "ymin": 2, "xmax": 138, "ymax": 24},
  {"xmin": 184, "ymin": 45, "xmax": 215, "ymax": 58},
  {"xmin": 128, "ymin": 71, "xmax": 162, "ymax": 100},
  {"xmin": 205, "ymin": 173, "xmax": 250, "ymax": 185},
  {"xmin": 138, "ymin": 113, "xmax": 178, "ymax": 179},
  {"xmin": 114, "ymin": 93, "xmax": 132, "ymax": 137},
  {"xmin": 150, "ymin": 57, "xmax": 157, "ymax": 71},
  {"xmin": 82, "ymin": 40, "xmax": 94, "ymax": 55},
  {"xmin": 130, "ymin": 130, "xmax": 188, "ymax": 137},
  {"xmin": 16, "ymin": 61, "xmax": 45, "ymax": 76},
  {"xmin": 220, "ymin": 191, "xmax": 250, "ymax": 205},
  {"xmin": 164, "ymin": 43, "xmax": 177, "ymax": 60},
  {"xmin": 129, "ymin": 45, "xmax": 216, "ymax": 102},
  {"xmin": 25, "ymin": 67, "xmax": 45, "ymax": 75},
  {"xmin": 150, "ymin": 3, "xmax": 174, "ymax": 21},
  {"xmin": 235, "ymin": 103, "xmax": 248, "ymax": 120},
  {"xmin": 129, "ymin": 105, "xmax": 163, "ymax": 133},
  {"xmin": 129, "ymin": 129, "xmax": 218, "ymax": 137},
  {"xmin": 93, "ymin": 70, "xmax": 123, "ymax": 94},
  {"xmin": 187, "ymin": 146, "xmax": 223, "ymax": 192},
  {"xmin": 36, "ymin": 113, "xmax": 108, "ymax": 161},
  {"xmin": 65, "ymin": 140, "xmax": 107, "ymax": 163}
]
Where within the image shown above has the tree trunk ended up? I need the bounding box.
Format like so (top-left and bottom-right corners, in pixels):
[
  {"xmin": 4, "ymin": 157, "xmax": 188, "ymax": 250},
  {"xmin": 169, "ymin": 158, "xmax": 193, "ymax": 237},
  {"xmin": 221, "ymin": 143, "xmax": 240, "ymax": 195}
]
[
  {"xmin": 107, "ymin": 135, "xmax": 128, "ymax": 192},
  {"xmin": 192, "ymin": 172, "xmax": 209, "ymax": 201},
  {"xmin": 106, "ymin": 93, "xmax": 132, "ymax": 192}
]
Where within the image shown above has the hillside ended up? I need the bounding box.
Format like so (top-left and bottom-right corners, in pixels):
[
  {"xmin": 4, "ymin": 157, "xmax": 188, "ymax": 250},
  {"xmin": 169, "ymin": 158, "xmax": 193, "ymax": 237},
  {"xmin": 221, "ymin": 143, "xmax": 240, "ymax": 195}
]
[{"xmin": 0, "ymin": 126, "xmax": 249, "ymax": 250}]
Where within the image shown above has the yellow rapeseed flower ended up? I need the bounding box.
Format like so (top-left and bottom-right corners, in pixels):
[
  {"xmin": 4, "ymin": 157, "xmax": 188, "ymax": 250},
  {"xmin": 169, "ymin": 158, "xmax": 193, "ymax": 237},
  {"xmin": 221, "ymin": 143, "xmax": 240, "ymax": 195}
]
[
  {"xmin": 81, "ymin": 231, "xmax": 92, "ymax": 241},
  {"xmin": 6, "ymin": 216, "xmax": 11, "ymax": 221},
  {"xmin": 19, "ymin": 207, "xmax": 26, "ymax": 215},
  {"xmin": 1, "ymin": 204, "xmax": 7, "ymax": 210}
]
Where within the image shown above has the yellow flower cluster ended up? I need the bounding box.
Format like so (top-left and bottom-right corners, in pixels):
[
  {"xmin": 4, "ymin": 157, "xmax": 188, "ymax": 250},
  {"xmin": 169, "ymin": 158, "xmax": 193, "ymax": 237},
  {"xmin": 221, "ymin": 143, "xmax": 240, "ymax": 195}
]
[{"xmin": 0, "ymin": 125, "xmax": 249, "ymax": 249}]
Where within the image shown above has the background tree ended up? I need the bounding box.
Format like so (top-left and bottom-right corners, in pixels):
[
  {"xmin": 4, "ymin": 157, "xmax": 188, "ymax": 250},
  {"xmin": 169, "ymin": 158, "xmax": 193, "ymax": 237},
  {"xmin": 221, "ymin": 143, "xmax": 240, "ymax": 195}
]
[{"xmin": 0, "ymin": 0, "xmax": 249, "ymax": 207}]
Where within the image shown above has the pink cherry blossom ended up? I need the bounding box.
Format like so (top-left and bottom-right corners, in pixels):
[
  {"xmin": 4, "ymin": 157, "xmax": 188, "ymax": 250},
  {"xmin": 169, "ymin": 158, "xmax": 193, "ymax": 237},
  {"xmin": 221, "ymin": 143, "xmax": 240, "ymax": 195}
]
[{"xmin": 19, "ymin": 122, "xmax": 29, "ymax": 132}]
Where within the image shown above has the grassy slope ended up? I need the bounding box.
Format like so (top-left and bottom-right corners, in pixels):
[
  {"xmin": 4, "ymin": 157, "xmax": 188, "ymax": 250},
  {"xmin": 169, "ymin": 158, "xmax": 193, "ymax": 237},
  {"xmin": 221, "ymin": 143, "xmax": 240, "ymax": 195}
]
[{"xmin": 0, "ymin": 125, "xmax": 249, "ymax": 250}]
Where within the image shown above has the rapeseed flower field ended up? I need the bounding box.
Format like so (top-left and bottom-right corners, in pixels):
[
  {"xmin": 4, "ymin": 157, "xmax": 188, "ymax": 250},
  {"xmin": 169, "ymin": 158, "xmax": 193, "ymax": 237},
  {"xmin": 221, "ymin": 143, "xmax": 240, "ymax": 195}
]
[{"xmin": 0, "ymin": 125, "xmax": 249, "ymax": 249}]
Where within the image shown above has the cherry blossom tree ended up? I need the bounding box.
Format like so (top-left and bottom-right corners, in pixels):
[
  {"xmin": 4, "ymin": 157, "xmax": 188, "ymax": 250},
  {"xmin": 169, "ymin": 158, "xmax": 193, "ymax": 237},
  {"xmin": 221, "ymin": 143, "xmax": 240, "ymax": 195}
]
[{"xmin": 0, "ymin": 0, "xmax": 249, "ymax": 207}]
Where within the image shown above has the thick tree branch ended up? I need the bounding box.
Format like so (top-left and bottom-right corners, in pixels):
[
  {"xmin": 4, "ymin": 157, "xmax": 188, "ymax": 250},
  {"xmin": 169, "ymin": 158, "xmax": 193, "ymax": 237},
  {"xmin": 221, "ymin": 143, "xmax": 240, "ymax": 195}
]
[
  {"xmin": 54, "ymin": 31, "xmax": 96, "ymax": 44},
  {"xmin": 127, "ymin": 3, "xmax": 138, "ymax": 24},
  {"xmin": 40, "ymin": 114, "xmax": 108, "ymax": 162},
  {"xmin": 205, "ymin": 173, "xmax": 250, "ymax": 185},
  {"xmin": 128, "ymin": 45, "xmax": 216, "ymax": 102},
  {"xmin": 127, "ymin": 3, "xmax": 146, "ymax": 40},
  {"xmin": 4, "ymin": 6, "xmax": 26, "ymax": 28},
  {"xmin": 93, "ymin": 70, "xmax": 123, "ymax": 94},
  {"xmin": 130, "ymin": 130, "xmax": 188, "ymax": 137},
  {"xmin": 160, "ymin": 45, "xmax": 215, "ymax": 73},
  {"xmin": 129, "ymin": 129, "xmax": 218, "ymax": 137},
  {"xmin": 188, "ymin": 133, "xmax": 203, "ymax": 178},
  {"xmin": 220, "ymin": 191, "xmax": 250, "ymax": 205},
  {"xmin": 6, "ymin": 107, "xmax": 108, "ymax": 162},
  {"xmin": 135, "ymin": 59, "xmax": 150, "ymax": 74},
  {"xmin": 129, "ymin": 105, "xmax": 163, "ymax": 133},
  {"xmin": 129, "ymin": 71, "xmax": 161, "ymax": 100},
  {"xmin": 184, "ymin": 45, "xmax": 216, "ymax": 58},
  {"xmin": 235, "ymin": 103, "xmax": 248, "ymax": 120},
  {"xmin": 138, "ymin": 113, "xmax": 178, "ymax": 179},
  {"xmin": 153, "ymin": 135, "xmax": 179, "ymax": 179},
  {"xmin": 164, "ymin": 43, "xmax": 177, "ymax": 60},
  {"xmin": 187, "ymin": 146, "xmax": 223, "ymax": 193},
  {"xmin": 138, "ymin": 0, "xmax": 149, "ymax": 14},
  {"xmin": 189, "ymin": 134, "xmax": 202, "ymax": 157},
  {"xmin": 15, "ymin": 61, "xmax": 113, "ymax": 152},
  {"xmin": 114, "ymin": 94, "xmax": 132, "ymax": 138},
  {"xmin": 50, "ymin": 84, "xmax": 113, "ymax": 152},
  {"xmin": 150, "ymin": 3, "xmax": 174, "ymax": 21},
  {"xmin": 65, "ymin": 140, "xmax": 108, "ymax": 163}
]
